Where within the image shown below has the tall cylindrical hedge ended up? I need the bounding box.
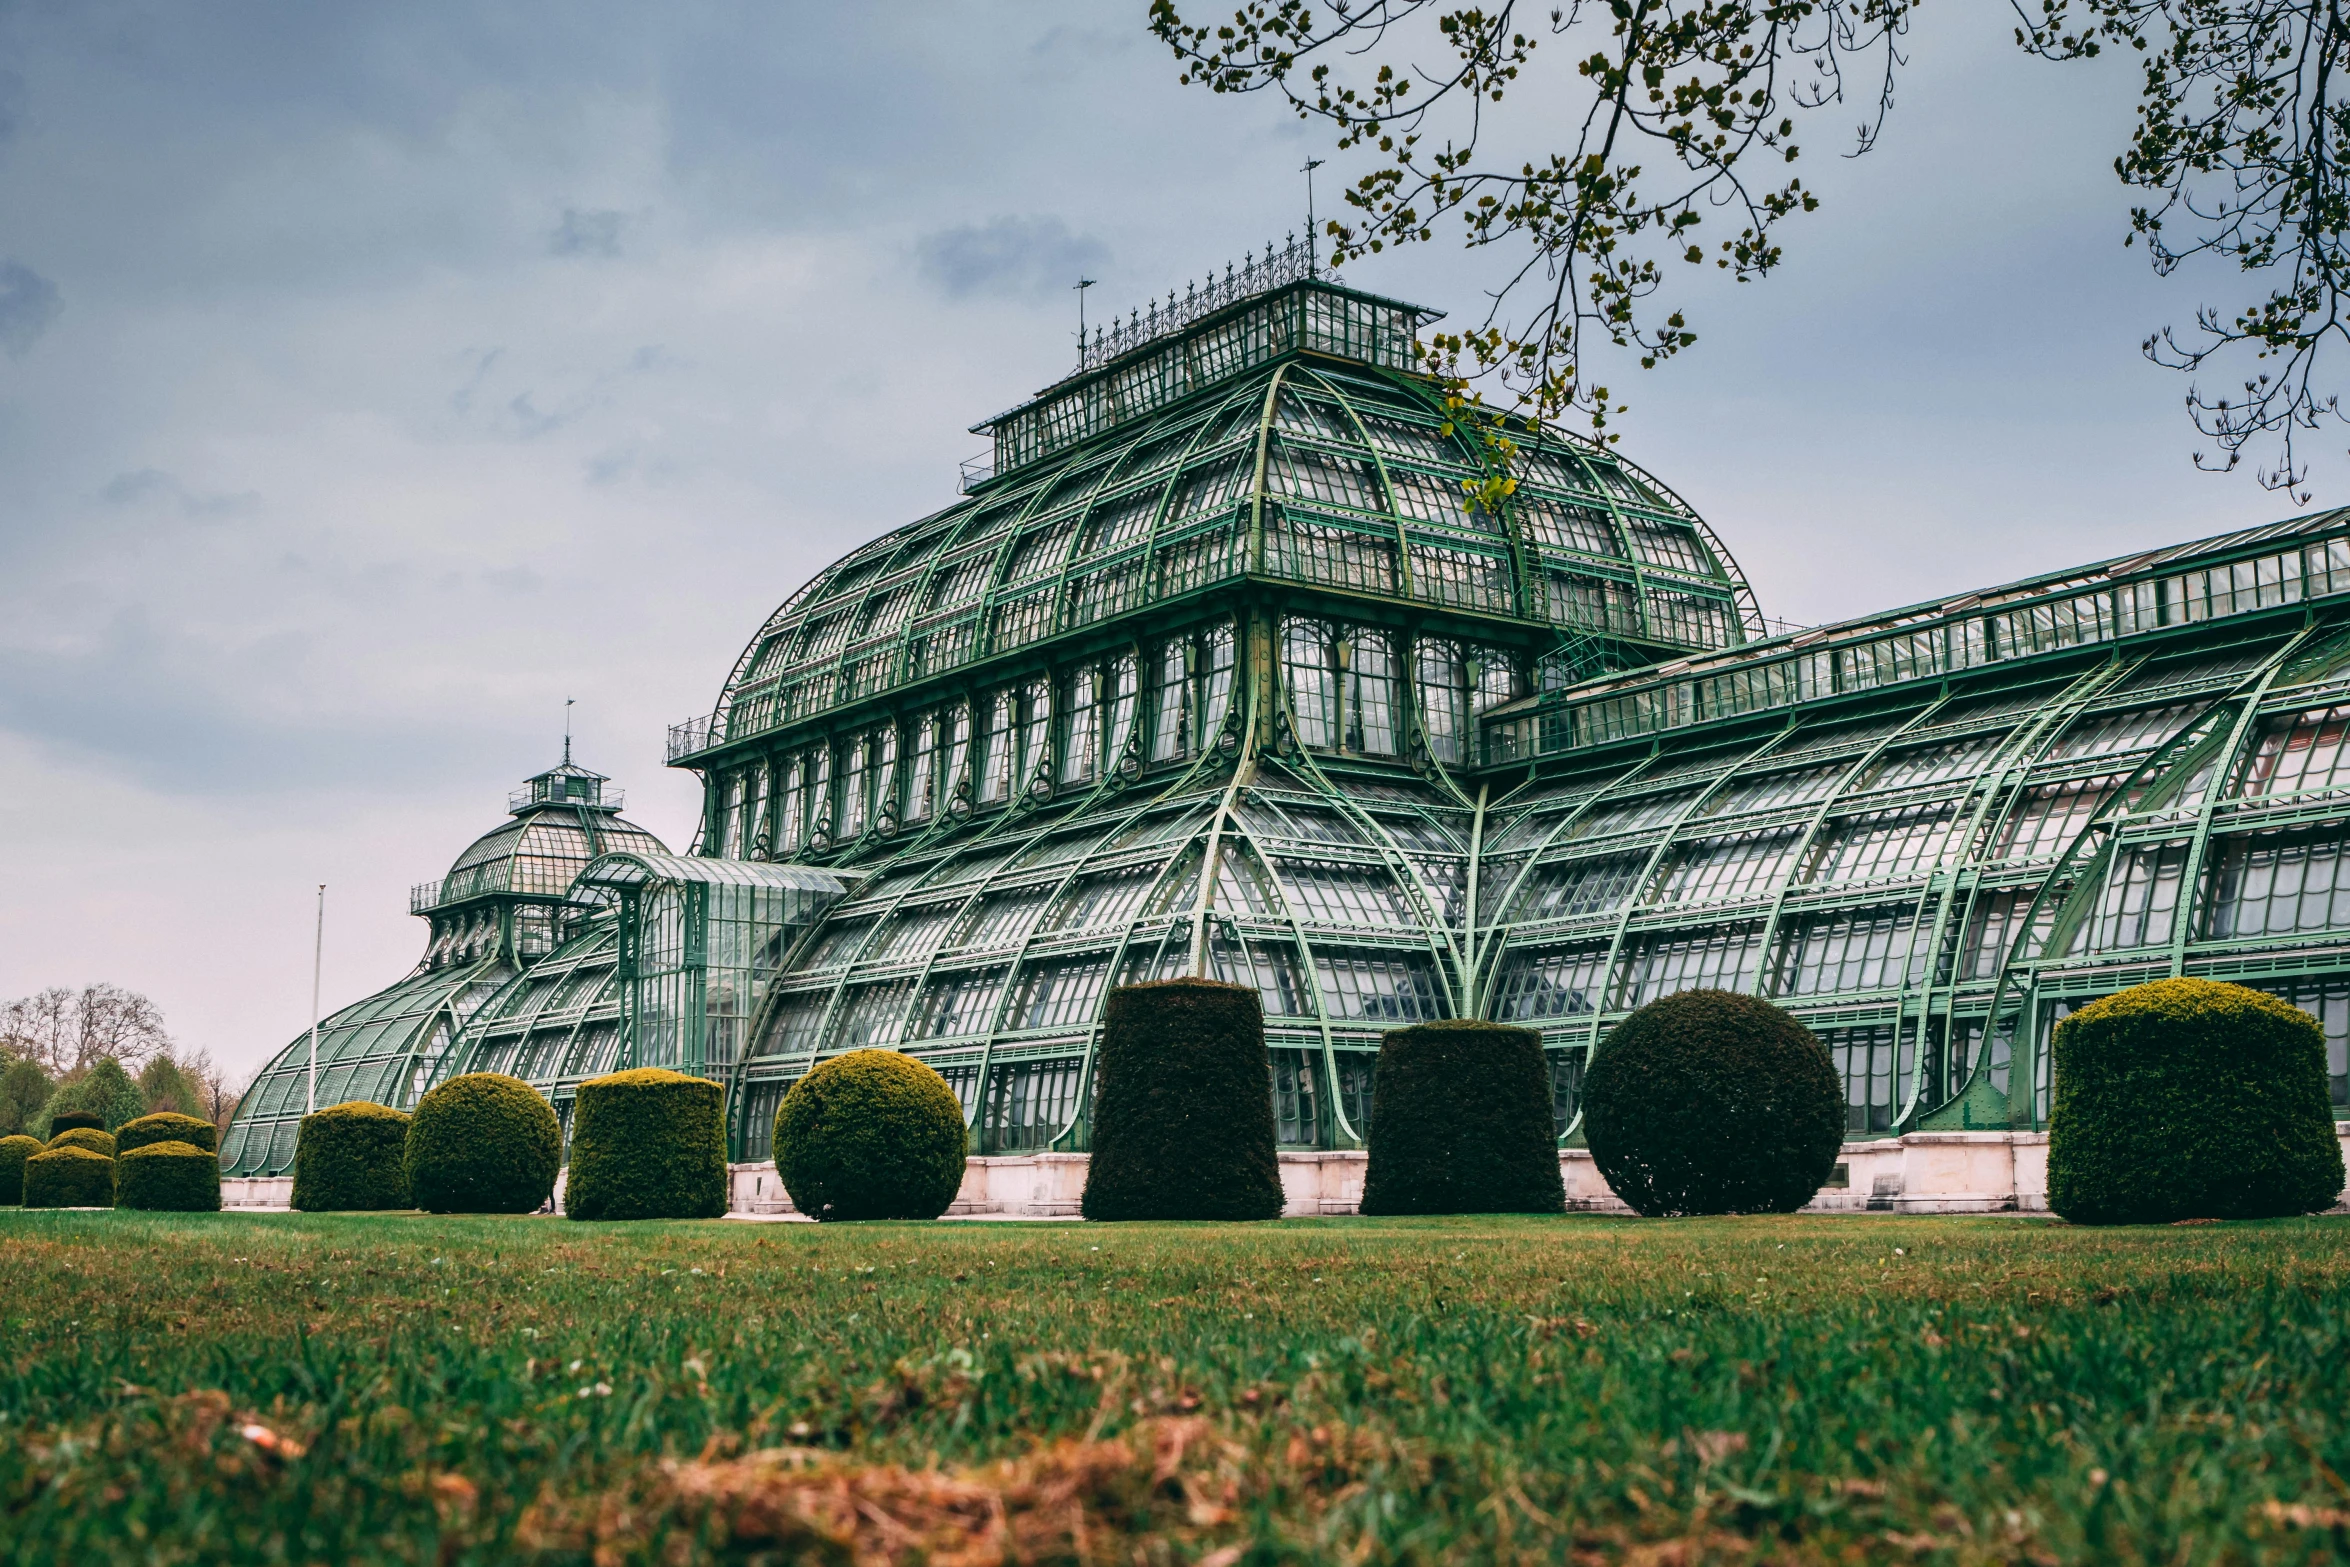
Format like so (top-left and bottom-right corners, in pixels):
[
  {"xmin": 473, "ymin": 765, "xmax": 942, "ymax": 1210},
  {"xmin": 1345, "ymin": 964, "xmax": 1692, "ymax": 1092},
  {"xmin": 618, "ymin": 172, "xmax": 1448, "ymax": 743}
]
[
  {"xmin": 293, "ymin": 1101, "xmax": 413, "ymax": 1212},
  {"xmin": 773, "ymin": 1051, "xmax": 969, "ymax": 1221},
  {"xmin": 118, "ymin": 1111, "xmax": 219, "ymax": 1155},
  {"xmin": 23, "ymin": 1146, "xmax": 114, "ymax": 1208},
  {"xmin": 0, "ymin": 1134, "xmax": 41, "ymax": 1205},
  {"xmin": 1582, "ymin": 988, "xmax": 1846, "ymax": 1217},
  {"xmin": 1360, "ymin": 1020, "xmax": 1566, "ymax": 1215},
  {"xmin": 48, "ymin": 1126, "xmax": 116, "ymax": 1159},
  {"xmin": 405, "ymin": 1073, "xmax": 560, "ymax": 1214},
  {"xmin": 118, "ymin": 1141, "xmax": 221, "ymax": 1212},
  {"xmin": 566, "ymin": 1068, "xmax": 728, "ymax": 1221},
  {"xmin": 2049, "ymin": 978, "xmax": 2346, "ymax": 1224},
  {"xmin": 1081, "ymin": 978, "xmax": 1284, "ymax": 1222}
]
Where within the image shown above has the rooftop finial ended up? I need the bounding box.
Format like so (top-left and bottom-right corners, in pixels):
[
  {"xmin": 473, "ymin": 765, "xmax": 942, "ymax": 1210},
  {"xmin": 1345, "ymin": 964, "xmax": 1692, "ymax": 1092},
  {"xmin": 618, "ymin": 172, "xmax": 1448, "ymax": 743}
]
[
  {"xmin": 1302, "ymin": 159, "xmax": 1324, "ymax": 275},
  {"xmin": 563, "ymin": 697, "xmax": 574, "ymax": 765}
]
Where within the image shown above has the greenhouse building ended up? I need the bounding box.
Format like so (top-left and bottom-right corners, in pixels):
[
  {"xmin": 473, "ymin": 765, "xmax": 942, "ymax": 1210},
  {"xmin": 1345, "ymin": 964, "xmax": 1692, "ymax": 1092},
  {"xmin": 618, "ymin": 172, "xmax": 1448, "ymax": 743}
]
[{"xmin": 223, "ymin": 240, "xmax": 2350, "ymax": 1212}]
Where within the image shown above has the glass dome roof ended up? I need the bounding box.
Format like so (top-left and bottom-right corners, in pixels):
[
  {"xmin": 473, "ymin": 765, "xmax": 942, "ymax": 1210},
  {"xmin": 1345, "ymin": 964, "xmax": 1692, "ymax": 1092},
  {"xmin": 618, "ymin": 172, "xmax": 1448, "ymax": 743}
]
[
  {"xmin": 675, "ymin": 279, "xmax": 1761, "ymax": 771},
  {"xmin": 222, "ymin": 757, "xmax": 669, "ymax": 1176}
]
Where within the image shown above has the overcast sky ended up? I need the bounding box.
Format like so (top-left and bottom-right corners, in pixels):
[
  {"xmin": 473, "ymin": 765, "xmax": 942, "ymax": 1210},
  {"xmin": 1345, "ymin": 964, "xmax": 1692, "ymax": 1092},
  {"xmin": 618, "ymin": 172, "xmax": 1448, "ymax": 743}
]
[{"xmin": 0, "ymin": 2, "xmax": 2332, "ymax": 1083}]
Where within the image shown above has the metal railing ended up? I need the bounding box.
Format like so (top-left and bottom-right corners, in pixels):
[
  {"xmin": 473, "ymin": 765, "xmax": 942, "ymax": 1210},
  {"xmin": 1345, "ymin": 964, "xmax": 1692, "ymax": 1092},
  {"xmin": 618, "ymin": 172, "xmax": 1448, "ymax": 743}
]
[
  {"xmin": 1076, "ymin": 235, "xmax": 1318, "ymax": 372},
  {"xmin": 410, "ymin": 881, "xmax": 443, "ymax": 914},
  {"xmin": 509, "ymin": 784, "xmax": 624, "ymax": 812},
  {"xmin": 958, "ymin": 452, "xmax": 995, "ymax": 493},
  {"xmin": 668, "ymin": 714, "xmax": 719, "ymax": 762}
]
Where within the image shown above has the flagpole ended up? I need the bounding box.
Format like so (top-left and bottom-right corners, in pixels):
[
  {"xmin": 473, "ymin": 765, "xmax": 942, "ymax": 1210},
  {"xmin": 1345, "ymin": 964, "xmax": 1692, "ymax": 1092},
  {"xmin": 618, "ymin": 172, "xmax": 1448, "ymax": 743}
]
[{"xmin": 308, "ymin": 884, "xmax": 324, "ymax": 1116}]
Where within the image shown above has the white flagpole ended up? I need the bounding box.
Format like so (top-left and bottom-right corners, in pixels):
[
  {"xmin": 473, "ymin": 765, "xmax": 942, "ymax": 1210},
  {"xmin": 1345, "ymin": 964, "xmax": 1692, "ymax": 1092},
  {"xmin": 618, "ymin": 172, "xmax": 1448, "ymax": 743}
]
[{"xmin": 308, "ymin": 883, "xmax": 324, "ymax": 1116}]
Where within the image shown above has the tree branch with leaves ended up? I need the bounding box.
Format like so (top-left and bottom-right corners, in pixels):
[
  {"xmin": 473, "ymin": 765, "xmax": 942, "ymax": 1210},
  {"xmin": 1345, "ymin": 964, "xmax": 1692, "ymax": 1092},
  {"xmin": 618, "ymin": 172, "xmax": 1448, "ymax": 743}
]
[
  {"xmin": 1154, "ymin": 0, "xmax": 2350, "ymax": 489},
  {"xmin": 2016, "ymin": 0, "xmax": 2350, "ymax": 493},
  {"xmin": 1148, "ymin": 0, "xmax": 1913, "ymax": 442}
]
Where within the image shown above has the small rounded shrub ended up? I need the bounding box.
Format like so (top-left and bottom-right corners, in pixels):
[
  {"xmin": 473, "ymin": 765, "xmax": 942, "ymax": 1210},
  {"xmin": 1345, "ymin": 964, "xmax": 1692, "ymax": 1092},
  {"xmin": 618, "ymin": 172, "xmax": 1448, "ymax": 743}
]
[
  {"xmin": 1583, "ymin": 988, "xmax": 1845, "ymax": 1217},
  {"xmin": 293, "ymin": 1101, "xmax": 412, "ymax": 1212},
  {"xmin": 2049, "ymin": 978, "xmax": 2346, "ymax": 1224},
  {"xmin": 118, "ymin": 1140, "xmax": 221, "ymax": 1212},
  {"xmin": 48, "ymin": 1126, "xmax": 117, "ymax": 1158},
  {"xmin": 23, "ymin": 1145, "xmax": 114, "ymax": 1208},
  {"xmin": 405, "ymin": 1073, "xmax": 560, "ymax": 1215},
  {"xmin": 773, "ymin": 1051, "xmax": 968, "ymax": 1221},
  {"xmin": 1082, "ymin": 978, "xmax": 1284, "ymax": 1222},
  {"xmin": 566, "ymin": 1068, "xmax": 728, "ymax": 1221},
  {"xmin": 117, "ymin": 1111, "xmax": 219, "ymax": 1155},
  {"xmin": 1360, "ymin": 1020, "xmax": 1566, "ymax": 1215},
  {"xmin": 0, "ymin": 1133, "xmax": 41, "ymax": 1205},
  {"xmin": 48, "ymin": 1110, "xmax": 104, "ymax": 1135}
]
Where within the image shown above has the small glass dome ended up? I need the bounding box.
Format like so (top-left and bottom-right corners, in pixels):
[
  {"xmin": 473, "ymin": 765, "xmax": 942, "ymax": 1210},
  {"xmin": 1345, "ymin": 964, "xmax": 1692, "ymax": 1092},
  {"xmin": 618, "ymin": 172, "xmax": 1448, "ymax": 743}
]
[{"xmin": 222, "ymin": 756, "xmax": 668, "ymax": 1176}]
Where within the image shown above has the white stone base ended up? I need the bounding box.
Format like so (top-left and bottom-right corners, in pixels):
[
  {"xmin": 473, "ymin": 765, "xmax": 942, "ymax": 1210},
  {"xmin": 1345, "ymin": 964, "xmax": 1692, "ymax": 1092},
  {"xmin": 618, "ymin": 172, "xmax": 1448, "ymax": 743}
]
[
  {"xmin": 214, "ymin": 1124, "xmax": 2350, "ymax": 1219},
  {"xmin": 222, "ymin": 1175, "xmax": 292, "ymax": 1210}
]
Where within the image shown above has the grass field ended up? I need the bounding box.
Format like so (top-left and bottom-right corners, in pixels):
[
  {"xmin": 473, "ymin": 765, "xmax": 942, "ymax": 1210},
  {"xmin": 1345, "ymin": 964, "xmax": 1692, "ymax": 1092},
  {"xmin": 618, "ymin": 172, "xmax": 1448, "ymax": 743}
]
[{"xmin": 3, "ymin": 1210, "xmax": 2349, "ymax": 1564}]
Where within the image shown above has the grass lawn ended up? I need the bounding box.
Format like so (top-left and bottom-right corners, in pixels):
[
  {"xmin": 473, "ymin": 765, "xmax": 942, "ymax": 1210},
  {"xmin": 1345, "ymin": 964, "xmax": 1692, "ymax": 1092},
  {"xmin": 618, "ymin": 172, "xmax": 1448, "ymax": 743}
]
[{"xmin": 3, "ymin": 1210, "xmax": 2349, "ymax": 1564}]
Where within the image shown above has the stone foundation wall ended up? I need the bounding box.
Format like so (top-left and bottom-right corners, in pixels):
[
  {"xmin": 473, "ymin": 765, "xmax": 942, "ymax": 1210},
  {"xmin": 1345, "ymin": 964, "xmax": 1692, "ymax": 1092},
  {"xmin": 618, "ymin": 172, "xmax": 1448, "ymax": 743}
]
[{"xmin": 217, "ymin": 1125, "xmax": 2350, "ymax": 1217}]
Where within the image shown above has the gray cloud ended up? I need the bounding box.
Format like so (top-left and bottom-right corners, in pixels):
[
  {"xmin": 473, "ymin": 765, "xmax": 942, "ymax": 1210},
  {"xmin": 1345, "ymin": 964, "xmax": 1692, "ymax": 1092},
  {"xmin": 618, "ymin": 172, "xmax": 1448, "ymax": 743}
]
[
  {"xmin": 550, "ymin": 207, "xmax": 626, "ymax": 258},
  {"xmin": 0, "ymin": 605, "xmax": 506, "ymax": 795},
  {"xmin": 100, "ymin": 467, "xmax": 259, "ymax": 517},
  {"xmin": 0, "ymin": 260, "xmax": 61, "ymax": 356},
  {"xmin": 915, "ymin": 215, "xmax": 1109, "ymax": 300}
]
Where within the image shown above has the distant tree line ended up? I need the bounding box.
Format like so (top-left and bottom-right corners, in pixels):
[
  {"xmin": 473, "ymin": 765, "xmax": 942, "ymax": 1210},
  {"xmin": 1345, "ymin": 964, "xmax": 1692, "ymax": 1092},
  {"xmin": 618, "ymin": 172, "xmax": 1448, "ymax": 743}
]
[{"xmin": 0, "ymin": 983, "xmax": 240, "ymax": 1141}]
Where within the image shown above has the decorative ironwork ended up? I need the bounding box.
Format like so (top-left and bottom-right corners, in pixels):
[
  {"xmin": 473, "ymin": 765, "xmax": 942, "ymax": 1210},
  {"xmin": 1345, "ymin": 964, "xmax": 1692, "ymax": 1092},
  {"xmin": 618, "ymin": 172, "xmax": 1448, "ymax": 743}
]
[
  {"xmin": 1076, "ymin": 235, "xmax": 1319, "ymax": 372},
  {"xmin": 224, "ymin": 249, "xmax": 2350, "ymax": 1189}
]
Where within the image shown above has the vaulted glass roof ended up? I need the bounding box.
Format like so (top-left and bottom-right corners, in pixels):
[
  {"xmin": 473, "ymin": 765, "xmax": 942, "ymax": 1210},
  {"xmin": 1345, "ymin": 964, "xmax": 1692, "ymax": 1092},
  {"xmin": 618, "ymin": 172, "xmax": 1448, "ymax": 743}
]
[{"xmin": 673, "ymin": 279, "xmax": 1762, "ymax": 769}]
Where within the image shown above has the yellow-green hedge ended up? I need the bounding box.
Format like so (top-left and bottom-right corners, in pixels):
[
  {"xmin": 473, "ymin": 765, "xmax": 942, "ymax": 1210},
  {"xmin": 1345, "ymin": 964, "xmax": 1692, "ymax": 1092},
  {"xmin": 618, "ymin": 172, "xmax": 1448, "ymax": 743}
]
[
  {"xmin": 773, "ymin": 1051, "xmax": 967, "ymax": 1221},
  {"xmin": 566, "ymin": 1068, "xmax": 727, "ymax": 1221},
  {"xmin": 0, "ymin": 1133, "xmax": 41, "ymax": 1205},
  {"xmin": 117, "ymin": 1111, "xmax": 219, "ymax": 1155},
  {"xmin": 24, "ymin": 1145, "xmax": 114, "ymax": 1208},
  {"xmin": 406, "ymin": 1073, "xmax": 560, "ymax": 1214},
  {"xmin": 47, "ymin": 1126, "xmax": 116, "ymax": 1159},
  {"xmin": 118, "ymin": 1141, "xmax": 221, "ymax": 1212},
  {"xmin": 293, "ymin": 1101, "xmax": 411, "ymax": 1211},
  {"xmin": 2049, "ymin": 978, "xmax": 2346, "ymax": 1223}
]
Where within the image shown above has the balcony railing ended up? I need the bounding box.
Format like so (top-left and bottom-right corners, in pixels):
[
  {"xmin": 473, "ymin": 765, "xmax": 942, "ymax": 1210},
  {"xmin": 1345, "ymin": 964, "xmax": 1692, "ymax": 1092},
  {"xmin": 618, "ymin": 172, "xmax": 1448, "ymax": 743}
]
[
  {"xmin": 509, "ymin": 784, "xmax": 623, "ymax": 812},
  {"xmin": 958, "ymin": 452, "xmax": 995, "ymax": 494},
  {"xmin": 410, "ymin": 881, "xmax": 443, "ymax": 914},
  {"xmin": 668, "ymin": 714, "xmax": 719, "ymax": 762}
]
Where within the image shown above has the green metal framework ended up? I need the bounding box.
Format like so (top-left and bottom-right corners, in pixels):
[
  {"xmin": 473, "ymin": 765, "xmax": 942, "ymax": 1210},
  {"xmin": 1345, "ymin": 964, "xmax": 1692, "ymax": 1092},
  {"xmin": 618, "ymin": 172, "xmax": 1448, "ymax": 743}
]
[
  {"xmin": 1482, "ymin": 511, "xmax": 2350, "ymax": 1134},
  {"xmin": 223, "ymin": 257, "xmax": 2350, "ymax": 1181},
  {"xmin": 223, "ymin": 760, "xmax": 666, "ymax": 1175}
]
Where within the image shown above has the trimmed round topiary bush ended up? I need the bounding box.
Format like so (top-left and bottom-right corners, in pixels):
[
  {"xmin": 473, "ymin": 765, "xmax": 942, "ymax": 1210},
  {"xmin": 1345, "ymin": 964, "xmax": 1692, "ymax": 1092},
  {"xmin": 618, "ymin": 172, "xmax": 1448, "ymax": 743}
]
[
  {"xmin": 23, "ymin": 1145, "xmax": 114, "ymax": 1208},
  {"xmin": 1360, "ymin": 1020, "xmax": 1566, "ymax": 1216},
  {"xmin": 48, "ymin": 1110, "xmax": 104, "ymax": 1135},
  {"xmin": 773, "ymin": 1050, "xmax": 968, "ymax": 1221},
  {"xmin": 1583, "ymin": 988, "xmax": 1845, "ymax": 1217},
  {"xmin": 48, "ymin": 1126, "xmax": 116, "ymax": 1159},
  {"xmin": 293, "ymin": 1101, "xmax": 413, "ymax": 1212},
  {"xmin": 566, "ymin": 1068, "xmax": 728, "ymax": 1221},
  {"xmin": 0, "ymin": 1133, "xmax": 41, "ymax": 1205},
  {"xmin": 1081, "ymin": 978, "xmax": 1284, "ymax": 1222},
  {"xmin": 118, "ymin": 1141, "xmax": 221, "ymax": 1212},
  {"xmin": 2049, "ymin": 978, "xmax": 2346, "ymax": 1224},
  {"xmin": 117, "ymin": 1111, "xmax": 219, "ymax": 1155},
  {"xmin": 405, "ymin": 1073, "xmax": 560, "ymax": 1215}
]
